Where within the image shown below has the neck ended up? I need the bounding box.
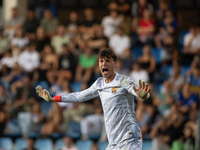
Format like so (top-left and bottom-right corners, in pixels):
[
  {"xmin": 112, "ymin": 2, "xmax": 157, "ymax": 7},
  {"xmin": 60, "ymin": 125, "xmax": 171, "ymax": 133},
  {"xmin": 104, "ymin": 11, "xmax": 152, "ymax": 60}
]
[{"xmin": 105, "ymin": 72, "xmax": 116, "ymax": 83}]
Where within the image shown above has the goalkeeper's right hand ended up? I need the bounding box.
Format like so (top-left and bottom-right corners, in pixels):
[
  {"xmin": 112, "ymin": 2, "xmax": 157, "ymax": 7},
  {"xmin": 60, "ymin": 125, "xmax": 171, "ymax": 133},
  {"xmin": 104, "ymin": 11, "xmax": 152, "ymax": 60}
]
[{"xmin": 36, "ymin": 85, "xmax": 55, "ymax": 102}]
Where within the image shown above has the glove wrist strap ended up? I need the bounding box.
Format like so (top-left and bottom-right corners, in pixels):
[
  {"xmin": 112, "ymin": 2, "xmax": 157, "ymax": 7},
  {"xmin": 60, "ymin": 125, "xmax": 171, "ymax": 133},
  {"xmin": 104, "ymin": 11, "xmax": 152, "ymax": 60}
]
[{"xmin": 53, "ymin": 95, "xmax": 61, "ymax": 102}]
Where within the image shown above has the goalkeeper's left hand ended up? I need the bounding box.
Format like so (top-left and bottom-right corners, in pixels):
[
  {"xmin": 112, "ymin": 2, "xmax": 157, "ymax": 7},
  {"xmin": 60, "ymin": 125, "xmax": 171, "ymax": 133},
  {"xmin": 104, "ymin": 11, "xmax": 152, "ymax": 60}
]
[
  {"xmin": 36, "ymin": 85, "xmax": 55, "ymax": 102},
  {"xmin": 132, "ymin": 79, "xmax": 151, "ymax": 99}
]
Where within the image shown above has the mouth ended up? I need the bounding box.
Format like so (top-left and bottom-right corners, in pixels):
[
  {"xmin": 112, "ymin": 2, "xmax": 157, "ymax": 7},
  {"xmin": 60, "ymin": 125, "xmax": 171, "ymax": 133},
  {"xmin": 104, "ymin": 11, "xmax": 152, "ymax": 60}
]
[{"xmin": 102, "ymin": 68, "xmax": 109, "ymax": 75}]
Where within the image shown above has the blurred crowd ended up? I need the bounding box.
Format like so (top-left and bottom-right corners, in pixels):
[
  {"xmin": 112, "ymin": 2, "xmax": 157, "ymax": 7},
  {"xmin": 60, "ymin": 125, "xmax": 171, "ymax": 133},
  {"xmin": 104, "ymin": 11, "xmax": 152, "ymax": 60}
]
[{"xmin": 0, "ymin": 0, "xmax": 200, "ymax": 150}]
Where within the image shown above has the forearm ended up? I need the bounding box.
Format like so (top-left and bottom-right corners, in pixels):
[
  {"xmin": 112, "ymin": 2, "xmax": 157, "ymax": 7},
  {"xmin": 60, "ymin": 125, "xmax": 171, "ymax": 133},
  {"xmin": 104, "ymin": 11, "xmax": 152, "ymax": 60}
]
[{"xmin": 53, "ymin": 89, "xmax": 98, "ymax": 103}]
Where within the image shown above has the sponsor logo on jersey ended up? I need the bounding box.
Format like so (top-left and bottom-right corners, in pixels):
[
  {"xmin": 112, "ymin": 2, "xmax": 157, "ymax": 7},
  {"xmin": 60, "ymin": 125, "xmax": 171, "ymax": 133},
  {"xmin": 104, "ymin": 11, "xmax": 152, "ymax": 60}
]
[{"xmin": 112, "ymin": 87, "xmax": 117, "ymax": 93}]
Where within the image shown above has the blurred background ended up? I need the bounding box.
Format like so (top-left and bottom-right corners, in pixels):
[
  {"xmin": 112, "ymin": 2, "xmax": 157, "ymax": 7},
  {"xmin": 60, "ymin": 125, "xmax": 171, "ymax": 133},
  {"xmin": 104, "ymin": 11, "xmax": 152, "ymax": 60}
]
[{"xmin": 0, "ymin": 0, "xmax": 200, "ymax": 150}]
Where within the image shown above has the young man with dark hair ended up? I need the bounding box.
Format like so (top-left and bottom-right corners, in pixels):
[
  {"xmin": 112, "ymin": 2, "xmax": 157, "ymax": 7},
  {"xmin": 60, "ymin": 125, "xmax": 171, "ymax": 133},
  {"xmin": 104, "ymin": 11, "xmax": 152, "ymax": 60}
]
[{"xmin": 36, "ymin": 48, "xmax": 151, "ymax": 150}]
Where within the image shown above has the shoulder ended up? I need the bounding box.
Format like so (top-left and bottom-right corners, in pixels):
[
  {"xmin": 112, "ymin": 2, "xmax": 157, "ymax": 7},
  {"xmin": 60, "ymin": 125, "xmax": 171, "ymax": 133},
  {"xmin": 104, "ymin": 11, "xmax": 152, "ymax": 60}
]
[
  {"xmin": 91, "ymin": 77, "xmax": 104, "ymax": 88},
  {"xmin": 116, "ymin": 73, "xmax": 134, "ymax": 85}
]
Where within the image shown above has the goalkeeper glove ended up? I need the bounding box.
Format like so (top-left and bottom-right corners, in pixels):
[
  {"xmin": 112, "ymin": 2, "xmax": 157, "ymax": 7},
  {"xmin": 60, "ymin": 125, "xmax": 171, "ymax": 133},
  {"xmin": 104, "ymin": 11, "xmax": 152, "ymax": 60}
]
[
  {"xmin": 132, "ymin": 79, "xmax": 151, "ymax": 99},
  {"xmin": 35, "ymin": 85, "xmax": 55, "ymax": 102}
]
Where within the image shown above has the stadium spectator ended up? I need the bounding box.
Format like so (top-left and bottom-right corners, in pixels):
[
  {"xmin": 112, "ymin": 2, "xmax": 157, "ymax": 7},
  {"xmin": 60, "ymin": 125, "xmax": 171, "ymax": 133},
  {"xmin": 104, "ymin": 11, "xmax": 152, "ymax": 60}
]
[
  {"xmin": 1, "ymin": 50, "xmax": 18, "ymax": 77},
  {"xmin": 57, "ymin": 44, "xmax": 77, "ymax": 82},
  {"xmin": 101, "ymin": 10, "xmax": 121, "ymax": 38},
  {"xmin": 23, "ymin": 9, "xmax": 39, "ymax": 41},
  {"xmin": 29, "ymin": 101, "xmax": 45, "ymax": 134},
  {"xmin": 80, "ymin": 107, "xmax": 105, "ymax": 140},
  {"xmin": 138, "ymin": 45, "xmax": 156, "ymax": 82},
  {"xmin": 66, "ymin": 11, "xmax": 80, "ymax": 38},
  {"xmin": 40, "ymin": 9, "xmax": 59, "ymax": 38},
  {"xmin": 35, "ymin": 26, "xmax": 50, "ymax": 53},
  {"xmin": 54, "ymin": 79, "xmax": 74, "ymax": 110},
  {"xmin": 79, "ymin": 8, "xmax": 98, "ymax": 41},
  {"xmin": 186, "ymin": 66, "xmax": 200, "ymax": 94},
  {"xmin": 118, "ymin": 14, "xmax": 132, "ymax": 35},
  {"xmin": 11, "ymin": 28, "xmax": 29, "ymax": 50},
  {"xmin": 10, "ymin": 75, "xmax": 37, "ymax": 118},
  {"xmin": 0, "ymin": 85, "xmax": 12, "ymax": 111},
  {"xmin": 75, "ymin": 46, "xmax": 97, "ymax": 83},
  {"xmin": 163, "ymin": 65, "xmax": 184, "ymax": 98},
  {"xmin": 156, "ymin": 0, "xmax": 177, "ymax": 27},
  {"xmin": 4, "ymin": 7, "xmax": 24, "ymax": 38},
  {"xmin": 176, "ymin": 83, "xmax": 198, "ymax": 115},
  {"xmin": 109, "ymin": 26, "xmax": 131, "ymax": 57},
  {"xmin": 160, "ymin": 35, "xmax": 179, "ymax": 65},
  {"xmin": 150, "ymin": 117, "xmax": 177, "ymax": 150},
  {"xmin": 23, "ymin": 137, "xmax": 38, "ymax": 150},
  {"xmin": 155, "ymin": 9, "xmax": 178, "ymax": 48},
  {"xmin": 18, "ymin": 42, "xmax": 40, "ymax": 73},
  {"xmin": 51, "ymin": 25, "xmax": 70, "ymax": 55},
  {"xmin": 62, "ymin": 136, "xmax": 78, "ymax": 150},
  {"xmin": 5, "ymin": 62, "xmax": 25, "ymax": 86},
  {"xmin": 108, "ymin": 0, "xmax": 131, "ymax": 16},
  {"xmin": 131, "ymin": 0, "xmax": 154, "ymax": 18},
  {"xmin": 129, "ymin": 62, "xmax": 149, "ymax": 83},
  {"xmin": 131, "ymin": 0, "xmax": 154, "ymax": 32},
  {"xmin": 140, "ymin": 105, "xmax": 162, "ymax": 139},
  {"xmin": 81, "ymin": 8, "xmax": 98, "ymax": 28},
  {"xmin": 35, "ymin": 0, "xmax": 50, "ymax": 18},
  {"xmin": 0, "ymin": 110, "xmax": 8, "ymax": 137},
  {"xmin": 115, "ymin": 58, "xmax": 129, "ymax": 75},
  {"xmin": 41, "ymin": 103, "xmax": 63, "ymax": 137},
  {"xmin": 181, "ymin": 24, "xmax": 200, "ymax": 65},
  {"xmin": 87, "ymin": 25, "xmax": 108, "ymax": 54},
  {"xmin": 63, "ymin": 97, "xmax": 95, "ymax": 131},
  {"xmin": 0, "ymin": 29, "xmax": 10, "ymax": 57},
  {"xmin": 70, "ymin": 32, "xmax": 86, "ymax": 56},
  {"xmin": 136, "ymin": 9, "xmax": 155, "ymax": 46},
  {"xmin": 38, "ymin": 44, "xmax": 58, "ymax": 86}
]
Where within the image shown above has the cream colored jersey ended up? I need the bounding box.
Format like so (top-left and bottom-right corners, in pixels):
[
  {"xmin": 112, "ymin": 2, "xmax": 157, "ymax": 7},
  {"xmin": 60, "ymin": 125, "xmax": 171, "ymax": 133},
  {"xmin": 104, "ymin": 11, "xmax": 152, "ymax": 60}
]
[{"xmin": 61, "ymin": 73, "xmax": 143, "ymax": 149}]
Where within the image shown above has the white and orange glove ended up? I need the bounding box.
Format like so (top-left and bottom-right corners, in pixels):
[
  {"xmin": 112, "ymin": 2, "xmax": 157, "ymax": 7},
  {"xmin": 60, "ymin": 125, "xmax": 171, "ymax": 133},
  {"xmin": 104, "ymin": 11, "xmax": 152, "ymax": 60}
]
[
  {"xmin": 132, "ymin": 79, "xmax": 151, "ymax": 99},
  {"xmin": 36, "ymin": 85, "xmax": 61, "ymax": 102}
]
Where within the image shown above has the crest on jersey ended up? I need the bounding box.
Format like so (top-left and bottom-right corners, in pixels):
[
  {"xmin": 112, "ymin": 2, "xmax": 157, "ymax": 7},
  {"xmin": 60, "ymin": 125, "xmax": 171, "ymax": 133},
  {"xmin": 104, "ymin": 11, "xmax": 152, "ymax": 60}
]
[{"xmin": 112, "ymin": 87, "xmax": 117, "ymax": 93}]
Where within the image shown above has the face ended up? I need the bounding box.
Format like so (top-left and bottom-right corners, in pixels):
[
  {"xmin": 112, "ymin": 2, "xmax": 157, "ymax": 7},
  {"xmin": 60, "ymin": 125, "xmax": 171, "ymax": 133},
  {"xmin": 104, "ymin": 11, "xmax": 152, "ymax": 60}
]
[
  {"xmin": 99, "ymin": 57, "xmax": 116, "ymax": 78},
  {"xmin": 70, "ymin": 11, "xmax": 78, "ymax": 22},
  {"xmin": 57, "ymin": 25, "xmax": 66, "ymax": 35},
  {"xmin": 44, "ymin": 10, "xmax": 52, "ymax": 19},
  {"xmin": 143, "ymin": 9, "xmax": 150, "ymax": 19},
  {"xmin": 143, "ymin": 45, "xmax": 150, "ymax": 55}
]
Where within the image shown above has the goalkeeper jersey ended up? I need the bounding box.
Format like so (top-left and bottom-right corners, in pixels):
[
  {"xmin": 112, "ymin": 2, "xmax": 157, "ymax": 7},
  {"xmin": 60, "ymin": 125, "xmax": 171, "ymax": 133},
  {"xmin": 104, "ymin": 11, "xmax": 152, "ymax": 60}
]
[{"xmin": 60, "ymin": 73, "xmax": 142, "ymax": 146}]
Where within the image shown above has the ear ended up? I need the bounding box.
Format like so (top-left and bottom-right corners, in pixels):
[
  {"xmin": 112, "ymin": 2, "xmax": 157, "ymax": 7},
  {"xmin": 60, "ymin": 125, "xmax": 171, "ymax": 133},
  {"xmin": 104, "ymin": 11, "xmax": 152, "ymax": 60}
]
[{"xmin": 114, "ymin": 61, "xmax": 117, "ymax": 68}]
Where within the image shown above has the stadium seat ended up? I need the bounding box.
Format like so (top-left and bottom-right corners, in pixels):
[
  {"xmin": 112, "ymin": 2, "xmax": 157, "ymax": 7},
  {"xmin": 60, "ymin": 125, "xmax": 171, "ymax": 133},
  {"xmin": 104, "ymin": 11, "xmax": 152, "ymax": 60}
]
[
  {"xmin": 34, "ymin": 81, "xmax": 49, "ymax": 91},
  {"xmin": 76, "ymin": 140, "xmax": 93, "ymax": 150},
  {"xmin": 155, "ymin": 65, "xmax": 173, "ymax": 83},
  {"xmin": 71, "ymin": 82, "xmax": 82, "ymax": 92},
  {"xmin": 181, "ymin": 65, "xmax": 190, "ymax": 77},
  {"xmin": 55, "ymin": 138, "xmax": 65, "ymax": 150},
  {"xmin": 34, "ymin": 138, "xmax": 53, "ymax": 150},
  {"xmin": 0, "ymin": 137, "xmax": 13, "ymax": 150},
  {"xmin": 131, "ymin": 47, "xmax": 143, "ymax": 62},
  {"xmin": 67, "ymin": 121, "xmax": 81, "ymax": 139},
  {"xmin": 154, "ymin": 83, "xmax": 165, "ymax": 95},
  {"xmin": 15, "ymin": 138, "xmax": 27, "ymax": 150},
  {"xmin": 4, "ymin": 119, "xmax": 21, "ymax": 137},
  {"xmin": 40, "ymin": 101, "xmax": 52, "ymax": 117},
  {"xmin": 142, "ymin": 140, "xmax": 153, "ymax": 150},
  {"xmin": 151, "ymin": 47, "xmax": 163, "ymax": 64},
  {"xmin": 97, "ymin": 141, "xmax": 109, "ymax": 150}
]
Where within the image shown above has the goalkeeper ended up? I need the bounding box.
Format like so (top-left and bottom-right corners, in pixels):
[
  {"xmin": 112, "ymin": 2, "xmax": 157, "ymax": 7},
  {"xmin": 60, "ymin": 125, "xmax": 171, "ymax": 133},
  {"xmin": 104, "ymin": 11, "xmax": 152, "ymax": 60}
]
[{"xmin": 36, "ymin": 48, "xmax": 151, "ymax": 150}]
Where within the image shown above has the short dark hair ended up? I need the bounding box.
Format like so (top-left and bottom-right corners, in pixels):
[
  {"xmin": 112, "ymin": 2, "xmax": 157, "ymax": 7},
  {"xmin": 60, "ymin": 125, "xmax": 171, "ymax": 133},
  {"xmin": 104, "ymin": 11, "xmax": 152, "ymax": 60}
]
[{"xmin": 99, "ymin": 48, "xmax": 117, "ymax": 62}]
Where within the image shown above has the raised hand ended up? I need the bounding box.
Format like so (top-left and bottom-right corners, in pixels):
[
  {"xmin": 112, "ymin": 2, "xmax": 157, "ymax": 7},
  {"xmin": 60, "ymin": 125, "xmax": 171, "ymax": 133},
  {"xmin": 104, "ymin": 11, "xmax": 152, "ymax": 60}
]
[
  {"xmin": 132, "ymin": 79, "xmax": 151, "ymax": 99},
  {"xmin": 35, "ymin": 85, "xmax": 54, "ymax": 102}
]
